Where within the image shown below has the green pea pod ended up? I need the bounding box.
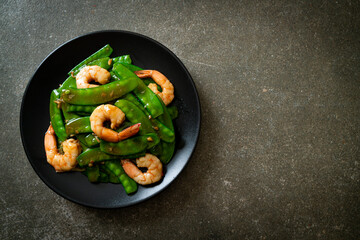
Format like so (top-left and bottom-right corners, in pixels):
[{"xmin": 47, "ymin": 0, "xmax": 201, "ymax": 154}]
[
  {"xmin": 86, "ymin": 165, "xmax": 100, "ymax": 183},
  {"xmin": 79, "ymin": 142, "xmax": 90, "ymax": 152},
  {"xmin": 68, "ymin": 44, "xmax": 113, "ymax": 76},
  {"xmin": 100, "ymin": 165, "xmax": 120, "ymax": 184},
  {"xmin": 114, "ymin": 99, "xmax": 155, "ymax": 136},
  {"xmin": 61, "ymin": 102, "xmax": 81, "ymax": 122},
  {"xmin": 50, "ymin": 89, "xmax": 67, "ymax": 142},
  {"xmin": 66, "ymin": 104, "xmax": 97, "ymax": 114},
  {"xmin": 104, "ymin": 160, "xmax": 138, "ymax": 194},
  {"xmin": 156, "ymin": 95, "xmax": 174, "ymax": 131},
  {"xmin": 87, "ymin": 57, "xmax": 112, "ymax": 70},
  {"xmin": 77, "ymin": 148, "xmax": 117, "ymax": 167},
  {"xmin": 121, "ymin": 63, "xmax": 142, "ymax": 72},
  {"xmin": 100, "ymin": 133, "xmax": 159, "ymax": 155},
  {"xmin": 122, "ymin": 94, "xmax": 175, "ymax": 142},
  {"xmin": 167, "ymin": 105, "xmax": 178, "ymax": 120},
  {"xmin": 112, "ymin": 55, "xmax": 132, "ymax": 64},
  {"xmin": 110, "ymin": 71, "xmax": 120, "ymax": 82},
  {"xmin": 98, "ymin": 171, "xmax": 109, "ymax": 183},
  {"xmin": 61, "ymin": 76, "xmax": 138, "ymax": 105},
  {"xmin": 119, "ymin": 63, "xmax": 164, "ymax": 118},
  {"xmin": 76, "ymin": 133, "xmax": 100, "ymax": 148},
  {"xmin": 58, "ymin": 76, "xmax": 76, "ymax": 91},
  {"xmin": 77, "ymin": 147, "xmax": 146, "ymax": 167},
  {"xmin": 154, "ymin": 95, "xmax": 176, "ymax": 163},
  {"xmin": 65, "ymin": 117, "xmax": 92, "ymax": 135}
]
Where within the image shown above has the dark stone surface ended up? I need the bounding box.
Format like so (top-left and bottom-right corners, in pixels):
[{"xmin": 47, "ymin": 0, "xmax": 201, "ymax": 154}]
[{"xmin": 1, "ymin": 1, "xmax": 359, "ymax": 239}]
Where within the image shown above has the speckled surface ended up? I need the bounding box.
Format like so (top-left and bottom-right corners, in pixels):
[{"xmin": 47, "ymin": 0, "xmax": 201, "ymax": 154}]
[{"xmin": 1, "ymin": 0, "xmax": 359, "ymax": 239}]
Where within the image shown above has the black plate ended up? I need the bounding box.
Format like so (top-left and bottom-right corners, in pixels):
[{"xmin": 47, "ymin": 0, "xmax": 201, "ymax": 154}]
[{"xmin": 20, "ymin": 30, "xmax": 201, "ymax": 208}]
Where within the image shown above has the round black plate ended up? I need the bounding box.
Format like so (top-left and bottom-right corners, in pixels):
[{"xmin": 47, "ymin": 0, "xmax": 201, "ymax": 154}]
[{"xmin": 20, "ymin": 30, "xmax": 201, "ymax": 208}]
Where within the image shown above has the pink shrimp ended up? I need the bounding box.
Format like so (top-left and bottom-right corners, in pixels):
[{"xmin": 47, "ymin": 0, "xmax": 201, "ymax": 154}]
[
  {"xmin": 134, "ymin": 70, "xmax": 174, "ymax": 105},
  {"xmin": 121, "ymin": 154, "xmax": 163, "ymax": 185},
  {"xmin": 44, "ymin": 125, "xmax": 81, "ymax": 172}
]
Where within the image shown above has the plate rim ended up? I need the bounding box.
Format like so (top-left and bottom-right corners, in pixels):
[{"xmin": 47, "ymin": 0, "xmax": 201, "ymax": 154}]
[{"xmin": 19, "ymin": 30, "xmax": 201, "ymax": 208}]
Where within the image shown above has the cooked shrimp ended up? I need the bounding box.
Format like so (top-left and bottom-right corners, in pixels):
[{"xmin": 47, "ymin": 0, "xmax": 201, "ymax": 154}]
[
  {"xmin": 76, "ymin": 65, "xmax": 111, "ymax": 89},
  {"xmin": 44, "ymin": 125, "xmax": 81, "ymax": 172},
  {"xmin": 134, "ymin": 70, "xmax": 174, "ymax": 105},
  {"xmin": 121, "ymin": 153, "xmax": 163, "ymax": 185},
  {"xmin": 90, "ymin": 104, "xmax": 140, "ymax": 142}
]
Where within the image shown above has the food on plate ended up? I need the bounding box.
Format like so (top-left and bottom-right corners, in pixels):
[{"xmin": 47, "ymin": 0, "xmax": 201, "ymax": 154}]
[{"xmin": 44, "ymin": 44, "xmax": 177, "ymax": 194}]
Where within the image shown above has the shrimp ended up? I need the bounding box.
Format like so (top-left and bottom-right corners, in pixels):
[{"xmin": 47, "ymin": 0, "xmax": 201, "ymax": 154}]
[
  {"xmin": 44, "ymin": 125, "xmax": 81, "ymax": 172},
  {"xmin": 121, "ymin": 153, "xmax": 163, "ymax": 185},
  {"xmin": 90, "ymin": 104, "xmax": 141, "ymax": 142},
  {"xmin": 134, "ymin": 70, "xmax": 174, "ymax": 105},
  {"xmin": 76, "ymin": 65, "xmax": 111, "ymax": 89}
]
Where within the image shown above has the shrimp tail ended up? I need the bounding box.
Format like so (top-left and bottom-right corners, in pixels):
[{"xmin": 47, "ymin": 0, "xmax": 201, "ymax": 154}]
[{"xmin": 118, "ymin": 123, "xmax": 141, "ymax": 141}]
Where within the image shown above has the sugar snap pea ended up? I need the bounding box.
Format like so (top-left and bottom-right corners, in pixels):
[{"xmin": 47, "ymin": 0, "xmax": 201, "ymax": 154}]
[
  {"xmin": 104, "ymin": 160, "xmax": 137, "ymax": 194},
  {"xmin": 100, "ymin": 133, "xmax": 159, "ymax": 155},
  {"xmin": 68, "ymin": 44, "xmax": 113, "ymax": 76},
  {"xmin": 65, "ymin": 117, "xmax": 92, "ymax": 135},
  {"xmin": 49, "ymin": 89, "xmax": 67, "ymax": 142}
]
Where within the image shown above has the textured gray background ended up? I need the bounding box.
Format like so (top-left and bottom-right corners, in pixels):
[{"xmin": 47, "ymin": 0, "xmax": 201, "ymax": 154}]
[{"xmin": 1, "ymin": 0, "xmax": 359, "ymax": 239}]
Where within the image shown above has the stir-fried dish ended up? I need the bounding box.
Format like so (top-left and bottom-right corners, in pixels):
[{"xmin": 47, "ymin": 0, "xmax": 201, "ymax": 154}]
[{"xmin": 44, "ymin": 44, "xmax": 178, "ymax": 194}]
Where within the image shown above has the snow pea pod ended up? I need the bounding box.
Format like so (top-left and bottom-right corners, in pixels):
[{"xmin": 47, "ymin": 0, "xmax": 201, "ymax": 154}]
[
  {"xmin": 86, "ymin": 165, "xmax": 100, "ymax": 182},
  {"xmin": 112, "ymin": 55, "xmax": 132, "ymax": 64},
  {"xmin": 61, "ymin": 75, "xmax": 138, "ymax": 105},
  {"xmin": 87, "ymin": 57, "xmax": 112, "ymax": 71},
  {"xmin": 66, "ymin": 104, "xmax": 97, "ymax": 114},
  {"xmin": 77, "ymin": 147, "xmax": 146, "ymax": 167},
  {"xmin": 122, "ymin": 94, "xmax": 175, "ymax": 142},
  {"xmin": 68, "ymin": 44, "xmax": 113, "ymax": 76},
  {"xmin": 77, "ymin": 148, "xmax": 116, "ymax": 167},
  {"xmin": 167, "ymin": 105, "xmax": 178, "ymax": 120},
  {"xmin": 58, "ymin": 76, "xmax": 76, "ymax": 91},
  {"xmin": 100, "ymin": 133, "xmax": 159, "ymax": 155},
  {"xmin": 154, "ymin": 95, "xmax": 176, "ymax": 164},
  {"xmin": 158, "ymin": 141, "xmax": 176, "ymax": 164},
  {"xmin": 100, "ymin": 165, "xmax": 120, "ymax": 183},
  {"xmin": 104, "ymin": 160, "xmax": 138, "ymax": 194},
  {"xmin": 65, "ymin": 117, "xmax": 92, "ymax": 135},
  {"xmin": 61, "ymin": 102, "xmax": 80, "ymax": 121},
  {"xmin": 49, "ymin": 89, "xmax": 67, "ymax": 142},
  {"xmin": 119, "ymin": 63, "xmax": 164, "ymax": 118},
  {"xmin": 114, "ymin": 99, "xmax": 155, "ymax": 136},
  {"xmin": 76, "ymin": 133, "xmax": 99, "ymax": 148},
  {"xmin": 98, "ymin": 171, "xmax": 110, "ymax": 183}
]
